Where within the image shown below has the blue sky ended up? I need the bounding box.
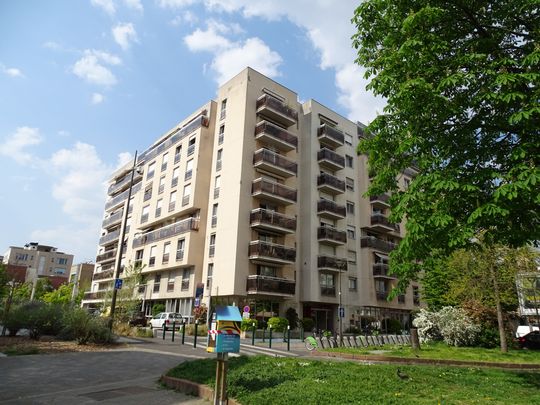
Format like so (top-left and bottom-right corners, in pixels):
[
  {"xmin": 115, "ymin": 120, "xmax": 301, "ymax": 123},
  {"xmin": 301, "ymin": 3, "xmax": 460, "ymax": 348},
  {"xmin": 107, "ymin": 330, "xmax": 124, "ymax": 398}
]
[{"xmin": 0, "ymin": 0, "xmax": 383, "ymax": 263}]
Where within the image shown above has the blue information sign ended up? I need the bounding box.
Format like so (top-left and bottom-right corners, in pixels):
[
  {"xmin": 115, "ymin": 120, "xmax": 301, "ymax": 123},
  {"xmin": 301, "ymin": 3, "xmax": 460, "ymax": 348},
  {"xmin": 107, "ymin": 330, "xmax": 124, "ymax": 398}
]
[
  {"xmin": 114, "ymin": 278, "xmax": 123, "ymax": 290},
  {"xmin": 339, "ymin": 307, "xmax": 345, "ymax": 318}
]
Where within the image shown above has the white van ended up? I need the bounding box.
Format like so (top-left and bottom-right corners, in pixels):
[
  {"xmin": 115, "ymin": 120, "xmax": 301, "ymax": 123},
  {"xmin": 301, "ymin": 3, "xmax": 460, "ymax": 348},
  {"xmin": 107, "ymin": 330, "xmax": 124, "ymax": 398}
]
[{"xmin": 515, "ymin": 325, "xmax": 539, "ymax": 338}]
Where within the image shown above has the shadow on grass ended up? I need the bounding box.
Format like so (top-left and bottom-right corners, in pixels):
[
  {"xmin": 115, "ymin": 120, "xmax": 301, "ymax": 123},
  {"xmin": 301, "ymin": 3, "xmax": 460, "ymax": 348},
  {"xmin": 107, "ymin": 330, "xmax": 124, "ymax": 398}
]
[{"xmin": 515, "ymin": 372, "xmax": 540, "ymax": 390}]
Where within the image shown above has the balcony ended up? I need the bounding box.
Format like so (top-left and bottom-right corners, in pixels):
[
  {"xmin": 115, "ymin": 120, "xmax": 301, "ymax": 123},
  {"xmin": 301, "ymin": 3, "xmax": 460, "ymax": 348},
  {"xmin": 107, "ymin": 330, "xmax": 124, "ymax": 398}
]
[
  {"xmin": 317, "ymin": 255, "xmax": 347, "ymax": 272},
  {"xmin": 99, "ymin": 229, "xmax": 121, "ymax": 246},
  {"xmin": 255, "ymin": 120, "xmax": 297, "ymax": 152},
  {"xmin": 102, "ymin": 210, "xmax": 123, "ymax": 229},
  {"xmin": 83, "ymin": 290, "xmax": 107, "ymax": 300},
  {"xmin": 253, "ymin": 148, "xmax": 297, "ymax": 178},
  {"xmin": 317, "ymin": 148, "xmax": 345, "ymax": 171},
  {"xmin": 318, "ymin": 124, "xmax": 344, "ymax": 148},
  {"xmin": 249, "ymin": 241, "xmax": 296, "ymax": 265},
  {"xmin": 371, "ymin": 214, "xmax": 400, "ymax": 233},
  {"xmin": 373, "ymin": 263, "xmax": 396, "ymax": 279},
  {"xmin": 108, "ymin": 171, "xmax": 143, "ymax": 196},
  {"xmin": 370, "ymin": 194, "xmax": 391, "ymax": 208},
  {"xmin": 317, "ymin": 227, "xmax": 347, "ymax": 245},
  {"xmin": 246, "ymin": 275, "xmax": 295, "ymax": 296},
  {"xmin": 105, "ymin": 182, "xmax": 142, "ymax": 211},
  {"xmin": 376, "ymin": 291, "xmax": 389, "ymax": 300},
  {"xmin": 252, "ymin": 178, "xmax": 297, "ymax": 205},
  {"xmin": 93, "ymin": 269, "xmax": 114, "ymax": 281},
  {"xmin": 132, "ymin": 217, "xmax": 199, "ymax": 248},
  {"xmin": 250, "ymin": 208, "xmax": 296, "ymax": 234},
  {"xmin": 360, "ymin": 236, "xmax": 397, "ymax": 252},
  {"xmin": 256, "ymin": 94, "xmax": 298, "ymax": 128},
  {"xmin": 96, "ymin": 249, "xmax": 117, "ymax": 263},
  {"xmin": 317, "ymin": 199, "xmax": 346, "ymax": 220},
  {"xmin": 320, "ymin": 286, "xmax": 336, "ymax": 297},
  {"xmin": 317, "ymin": 173, "xmax": 345, "ymax": 195}
]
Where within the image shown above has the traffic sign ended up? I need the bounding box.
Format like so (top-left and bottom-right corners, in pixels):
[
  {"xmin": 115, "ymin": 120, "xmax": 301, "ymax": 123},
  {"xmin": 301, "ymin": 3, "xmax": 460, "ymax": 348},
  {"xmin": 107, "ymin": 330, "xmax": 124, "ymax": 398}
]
[
  {"xmin": 243, "ymin": 305, "xmax": 250, "ymax": 313},
  {"xmin": 114, "ymin": 278, "xmax": 123, "ymax": 290},
  {"xmin": 339, "ymin": 307, "xmax": 345, "ymax": 318}
]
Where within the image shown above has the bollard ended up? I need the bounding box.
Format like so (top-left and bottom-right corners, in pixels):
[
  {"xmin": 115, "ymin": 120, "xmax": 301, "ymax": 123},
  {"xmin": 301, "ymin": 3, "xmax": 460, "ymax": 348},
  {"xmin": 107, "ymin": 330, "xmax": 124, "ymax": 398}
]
[
  {"xmin": 172, "ymin": 321, "xmax": 176, "ymax": 342},
  {"xmin": 269, "ymin": 325, "xmax": 273, "ymax": 349},
  {"xmin": 193, "ymin": 320, "xmax": 198, "ymax": 348},
  {"xmin": 162, "ymin": 323, "xmax": 167, "ymax": 340},
  {"xmin": 181, "ymin": 321, "xmax": 186, "ymax": 345},
  {"xmin": 287, "ymin": 325, "xmax": 291, "ymax": 351},
  {"xmin": 252, "ymin": 322, "xmax": 256, "ymax": 346},
  {"xmin": 262, "ymin": 327, "xmax": 265, "ymax": 343}
]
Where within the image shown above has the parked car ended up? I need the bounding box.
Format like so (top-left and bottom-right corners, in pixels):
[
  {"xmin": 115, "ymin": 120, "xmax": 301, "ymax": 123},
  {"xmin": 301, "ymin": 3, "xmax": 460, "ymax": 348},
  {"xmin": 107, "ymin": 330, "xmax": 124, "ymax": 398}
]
[
  {"xmin": 517, "ymin": 331, "xmax": 540, "ymax": 350},
  {"xmin": 128, "ymin": 313, "xmax": 148, "ymax": 327},
  {"xmin": 515, "ymin": 325, "xmax": 539, "ymax": 338},
  {"xmin": 149, "ymin": 312, "xmax": 184, "ymax": 330}
]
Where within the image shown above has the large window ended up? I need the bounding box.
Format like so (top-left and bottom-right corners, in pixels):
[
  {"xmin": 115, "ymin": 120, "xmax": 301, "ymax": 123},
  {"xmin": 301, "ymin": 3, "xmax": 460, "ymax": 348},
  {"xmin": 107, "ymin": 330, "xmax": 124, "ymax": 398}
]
[
  {"xmin": 320, "ymin": 273, "xmax": 336, "ymax": 296},
  {"xmin": 209, "ymin": 233, "xmax": 216, "ymax": 257},
  {"xmin": 155, "ymin": 199, "xmax": 163, "ymax": 217},
  {"xmin": 149, "ymin": 245, "xmax": 157, "ymax": 267},
  {"xmin": 153, "ymin": 274, "xmax": 161, "ymax": 293},
  {"xmin": 176, "ymin": 239, "xmax": 185, "ymax": 261},
  {"xmin": 146, "ymin": 161, "xmax": 155, "ymax": 180},
  {"xmin": 185, "ymin": 159, "xmax": 193, "ymax": 180},
  {"xmin": 169, "ymin": 191, "xmax": 176, "ymax": 211},
  {"xmin": 161, "ymin": 152, "xmax": 168, "ymax": 171},
  {"xmin": 162, "ymin": 242, "xmax": 170, "ymax": 264},
  {"xmin": 220, "ymin": 98, "xmax": 227, "ymax": 120},
  {"xmin": 182, "ymin": 184, "xmax": 191, "ymax": 206}
]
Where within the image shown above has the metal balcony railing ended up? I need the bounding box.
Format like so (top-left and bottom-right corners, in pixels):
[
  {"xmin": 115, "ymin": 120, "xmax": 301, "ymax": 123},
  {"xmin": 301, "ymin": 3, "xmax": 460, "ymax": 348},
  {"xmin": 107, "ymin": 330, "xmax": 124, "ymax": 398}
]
[
  {"xmin": 96, "ymin": 249, "xmax": 117, "ymax": 263},
  {"xmin": 248, "ymin": 241, "xmax": 296, "ymax": 263},
  {"xmin": 320, "ymin": 286, "xmax": 336, "ymax": 296},
  {"xmin": 360, "ymin": 236, "xmax": 397, "ymax": 252},
  {"xmin": 252, "ymin": 178, "xmax": 297, "ymax": 204},
  {"xmin": 253, "ymin": 148, "xmax": 297, "ymax": 176},
  {"xmin": 317, "ymin": 173, "xmax": 345, "ymax": 193},
  {"xmin": 317, "ymin": 227, "xmax": 347, "ymax": 244},
  {"xmin": 254, "ymin": 120, "xmax": 298, "ymax": 150},
  {"xmin": 99, "ymin": 229, "xmax": 121, "ymax": 246},
  {"xmin": 102, "ymin": 210, "xmax": 123, "ymax": 228},
  {"xmin": 105, "ymin": 182, "xmax": 142, "ymax": 210},
  {"xmin": 317, "ymin": 199, "xmax": 346, "ymax": 218},
  {"xmin": 92, "ymin": 269, "xmax": 114, "ymax": 280},
  {"xmin": 371, "ymin": 214, "xmax": 400, "ymax": 232},
  {"xmin": 132, "ymin": 217, "xmax": 199, "ymax": 248},
  {"xmin": 246, "ymin": 275, "xmax": 295, "ymax": 295},
  {"xmin": 256, "ymin": 94, "xmax": 298, "ymax": 127},
  {"xmin": 317, "ymin": 124, "xmax": 345, "ymax": 146},
  {"xmin": 108, "ymin": 172, "xmax": 143, "ymax": 196},
  {"xmin": 83, "ymin": 290, "xmax": 107, "ymax": 300},
  {"xmin": 250, "ymin": 208, "xmax": 296, "ymax": 232},
  {"xmin": 317, "ymin": 255, "xmax": 347, "ymax": 271},
  {"xmin": 317, "ymin": 148, "xmax": 345, "ymax": 169}
]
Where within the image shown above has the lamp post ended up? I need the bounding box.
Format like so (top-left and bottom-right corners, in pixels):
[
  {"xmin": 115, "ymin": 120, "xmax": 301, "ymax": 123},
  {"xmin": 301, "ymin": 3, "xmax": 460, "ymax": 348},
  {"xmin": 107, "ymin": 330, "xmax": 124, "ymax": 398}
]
[
  {"xmin": 338, "ymin": 268, "xmax": 343, "ymax": 347},
  {"xmin": 108, "ymin": 151, "xmax": 139, "ymax": 330}
]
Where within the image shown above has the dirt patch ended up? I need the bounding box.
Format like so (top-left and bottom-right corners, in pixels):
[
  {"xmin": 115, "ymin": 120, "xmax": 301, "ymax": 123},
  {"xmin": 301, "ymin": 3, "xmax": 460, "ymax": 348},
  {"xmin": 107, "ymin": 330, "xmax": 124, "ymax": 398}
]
[{"xmin": 0, "ymin": 336, "xmax": 125, "ymax": 355}]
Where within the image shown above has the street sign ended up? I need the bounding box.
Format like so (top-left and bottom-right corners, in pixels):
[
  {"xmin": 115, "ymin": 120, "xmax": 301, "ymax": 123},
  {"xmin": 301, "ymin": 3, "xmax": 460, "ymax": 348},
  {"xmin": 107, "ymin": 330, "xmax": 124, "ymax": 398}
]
[
  {"xmin": 242, "ymin": 311, "xmax": 250, "ymax": 319},
  {"xmin": 114, "ymin": 278, "xmax": 123, "ymax": 290},
  {"xmin": 339, "ymin": 307, "xmax": 345, "ymax": 318},
  {"xmin": 243, "ymin": 305, "xmax": 250, "ymax": 313},
  {"xmin": 194, "ymin": 297, "xmax": 200, "ymax": 308}
]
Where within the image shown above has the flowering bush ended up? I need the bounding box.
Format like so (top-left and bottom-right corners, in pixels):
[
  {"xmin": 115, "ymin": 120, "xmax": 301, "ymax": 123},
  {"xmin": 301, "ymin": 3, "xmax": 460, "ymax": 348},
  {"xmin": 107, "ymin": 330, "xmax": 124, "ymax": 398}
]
[{"xmin": 413, "ymin": 307, "xmax": 480, "ymax": 346}]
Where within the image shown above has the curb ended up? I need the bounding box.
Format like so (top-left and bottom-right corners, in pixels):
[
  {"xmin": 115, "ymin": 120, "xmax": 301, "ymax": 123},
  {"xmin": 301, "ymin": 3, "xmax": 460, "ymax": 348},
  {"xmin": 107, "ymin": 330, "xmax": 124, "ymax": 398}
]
[
  {"xmin": 160, "ymin": 375, "xmax": 242, "ymax": 405},
  {"xmin": 310, "ymin": 351, "xmax": 540, "ymax": 369}
]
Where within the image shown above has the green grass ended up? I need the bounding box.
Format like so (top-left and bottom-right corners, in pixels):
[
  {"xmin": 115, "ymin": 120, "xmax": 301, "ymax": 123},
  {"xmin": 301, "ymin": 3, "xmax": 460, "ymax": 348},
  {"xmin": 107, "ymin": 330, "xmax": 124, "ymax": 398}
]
[
  {"xmin": 167, "ymin": 356, "xmax": 540, "ymax": 404},
  {"xmin": 2, "ymin": 346, "xmax": 40, "ymax": 356},
  {"xmin": 326, "ymin": 341, "xmax": 540, "ymax": 364}
]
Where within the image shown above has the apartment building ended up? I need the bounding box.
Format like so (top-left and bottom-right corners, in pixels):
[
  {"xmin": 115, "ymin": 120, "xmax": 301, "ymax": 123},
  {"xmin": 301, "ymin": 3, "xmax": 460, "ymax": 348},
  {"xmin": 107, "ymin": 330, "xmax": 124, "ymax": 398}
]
[
  {"xmin": 83, "ymin": 68, "xmax": 420, "ymax": 332},
  {"xmin": 3, "ymin": 242, "xmax": 74, "ymax": 281}
]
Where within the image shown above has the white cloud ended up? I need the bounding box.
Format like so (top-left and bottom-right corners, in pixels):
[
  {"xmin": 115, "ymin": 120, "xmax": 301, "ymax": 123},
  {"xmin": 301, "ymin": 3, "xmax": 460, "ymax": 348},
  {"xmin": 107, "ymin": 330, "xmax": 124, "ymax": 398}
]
[
  {"xmin": 184, "ymin": 27, "xmax": 232, "ymax": 52},
  {"xmin": 92, "ymin": 92, "xmax": 105, "ymax": 104},
  {"xmin": 43, "ymin": 41, "xmax": 62, "ymax": 50},
  {"xmin": 112, "ymin": 22, "xmax": 138, "ymax": 50},
  {"xmin": 0, "ymin": 127, "xmax": 43, "ymax": 164},
  {"xmin": 91, "ymin": 0, "xmax": 116, "ymax": 15},
  {"xmin": 123, "ymin": 0, "xmax": 143, "ymax": 12},
  {"xmin": 157, "ymin": 0, "xmax": 196, "ymax": 8},
  {"xmin": 4, "ymin": 67, "xmax": 24, "ymax": 77},
  {"xmin": 171, "ymin": 10, "xmax": 198, "ymax": 26},
  {"xmin": 72, "ymin": 49, "xmax": 121, "ymax": 86}
]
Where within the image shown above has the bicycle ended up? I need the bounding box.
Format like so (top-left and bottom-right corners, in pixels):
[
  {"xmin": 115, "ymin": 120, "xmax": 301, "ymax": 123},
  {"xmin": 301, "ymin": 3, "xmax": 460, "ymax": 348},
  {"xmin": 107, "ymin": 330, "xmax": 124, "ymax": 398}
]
[{"xmin": 304, "ymin": 336, "xmax": 319, "ymax": 351}]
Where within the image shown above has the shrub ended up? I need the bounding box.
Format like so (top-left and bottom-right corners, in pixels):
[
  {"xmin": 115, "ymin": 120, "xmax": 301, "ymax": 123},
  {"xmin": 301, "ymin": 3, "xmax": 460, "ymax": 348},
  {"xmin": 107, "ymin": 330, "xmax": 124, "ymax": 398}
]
[
  {"xmin": 152, "ymin": 303, "xmax": 165, "ymax": 316},
  {"xmin": 300, "ymin": 317, "xmax": 314, "ymax": 331},
  {"xmin": 16, "ymin": 302, "xmax": 65, "ymax": 340},
  {"xmin": 61, "ymin": 308, "xmax": 93, "ymax": 344},
  {"xmin": 88, "ymin": 316, "xmax": 115, "ymax": 344},
  {"xmin": 345, "ymin": 326, "xmax": 361, "ymax": 334},
  {"xmin": 241, "ymin": 318, "xmax": 257, "ymax": 331},
  {"xmin": 186, "ymin": 323, "xmax": 208, "ymax": 336},
  {"xmin": 385, "ymin": 318, "xmax": 403, "ymax": 334},
  {"xmin": 413, "ymin": 307, "xmax": 481, "ymax": 346},
  {"xmin": 3, "ymin": 305, "xmax": 26, "ymax": 336},
  {"xmin": 136, "ymin": 327, "xmax": 153, "ymax": 338},
  {"xmin": 413, "ymin": 308, "xmax": 443, "ymax": 343},
  {"xmin": 267, "ymin": 317, "xmax": 288, "ymax": 332},
  {"xmin": 475, "ymin": 326, "xmax": 500, "ymax": 348},
  {"xmin": 285, "ymin": 308, "xmax": 299, "ymax": 330}
]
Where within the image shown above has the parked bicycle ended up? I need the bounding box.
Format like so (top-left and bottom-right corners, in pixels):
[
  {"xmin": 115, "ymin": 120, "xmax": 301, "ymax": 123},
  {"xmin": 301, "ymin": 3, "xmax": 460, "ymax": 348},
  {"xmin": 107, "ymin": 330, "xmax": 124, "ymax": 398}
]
[{"xmin": 304, "ymin": 336, "xmax": 318, "ymax": 351}]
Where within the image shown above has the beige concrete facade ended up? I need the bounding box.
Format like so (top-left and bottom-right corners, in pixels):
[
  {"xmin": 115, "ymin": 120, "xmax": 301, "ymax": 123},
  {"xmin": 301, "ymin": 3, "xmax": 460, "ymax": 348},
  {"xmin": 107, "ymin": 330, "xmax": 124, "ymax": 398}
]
[{"xmin": 83, "ymin": 68, "xmax": 420, "ymax": 333}]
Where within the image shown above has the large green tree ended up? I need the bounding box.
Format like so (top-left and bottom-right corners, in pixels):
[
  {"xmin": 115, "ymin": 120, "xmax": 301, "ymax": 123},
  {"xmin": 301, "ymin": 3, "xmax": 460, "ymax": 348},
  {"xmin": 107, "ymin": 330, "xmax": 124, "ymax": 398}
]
[{"xmin": 352, "ymin": 2, "xmax": 539, "ymax": 286}]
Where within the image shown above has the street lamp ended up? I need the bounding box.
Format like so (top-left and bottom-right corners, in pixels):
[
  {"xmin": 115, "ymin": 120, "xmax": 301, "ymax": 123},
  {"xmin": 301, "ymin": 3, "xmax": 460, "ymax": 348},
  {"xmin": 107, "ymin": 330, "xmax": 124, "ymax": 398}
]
[{"xmin": 108, "ymin": 151, "xmax": 141, "ymax": 330}]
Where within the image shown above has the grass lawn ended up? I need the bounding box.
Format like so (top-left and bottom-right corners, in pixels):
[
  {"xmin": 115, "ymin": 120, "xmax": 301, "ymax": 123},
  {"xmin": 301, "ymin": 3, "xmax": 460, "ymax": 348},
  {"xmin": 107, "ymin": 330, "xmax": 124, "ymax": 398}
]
[
  {"xmin": 167, "ymin": 356, "xmax": 540, "ymax": 404},
  {"xmin": 326, "ymin": 341, "xmax": 540, "ymax": 364}
]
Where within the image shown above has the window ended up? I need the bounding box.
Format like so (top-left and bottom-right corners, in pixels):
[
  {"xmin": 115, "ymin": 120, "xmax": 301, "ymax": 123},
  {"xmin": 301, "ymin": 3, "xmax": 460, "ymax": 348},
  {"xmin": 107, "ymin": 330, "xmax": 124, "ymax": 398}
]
[
  {"xmin": 153, "ymin": 274, "xmax": 161, "ymax": 293},
  {"xmin": 347, "ymin": 250, "xmax": 357, "ymax": 264},
  {"xmin": 206, "ymin": 263, "xmax": 213, "ymax": 288},
  {"xmin": 346, "ymin": 201, "xmax": 355, "ymax": 215},
  {"xmin": 167, "ymin": 274, "xmax": 175, "ymax": 292},
  {"xmin": 155, "ymin": 199, "xmax": 163, "ymax": 217},
  {"xmin": 182, "ymin": 184, "xmax": 191, "ymax": 206},
  {"xmin": 174, "ymin": 145, "xmax": 182, "ymax": 164},
  {"xmin": 149, "ymin": 245, "xmax": 157, "ymax": 267},
  {"xmin": 159, "ymin": 175, "xmax": 166, "ymax": 193},
  {"xmin": 135, "ymin": 249, "xmax": 143, "ymax": 266},
  {"xmin": 185, "ymin": 159, "xmax": 193, "ymax": 180},
  {"xmin": 187, "ymin": 137, "xmax": 196, "ymax": 156},
  {"xmin": 346, "ymin": 177, "xmax": 354, "ymax": 191},
  {"xmin": 375, "ymin": 279, "xmax": 387, "ymax": 293},
  {"xmin": 54, "ymin": 268, "xmax": 66, "ymax": 275},
  {"xmin": 216, "ymin": 149, "xmax": 222, "ymax": 171},
  {"xmin": 347, "ymin": 225, "xmax": 356, "ymax": 240},
  {"xmin": 320, "ymin": 273, "xmax": 335, "ymax": 296},
  {"xmin": 413, "ymin": 286, "xmax": 420, "ymax": 305},
  {"xmin": 141, "ymin": 205, "xmax": 149, "ymax": 223},
  {"xmin": 146, "ymin": 162, "xmax": 155, "ymax": 180},
  {"xmin": 211, "ymin": 203, "xmax": 218, "ymax": 227},
  {"xmin": 181, "ymin": 268, "xmax": 190, "ymax": 291},
  {"xmin": 257, "ymin": 265, "xmax": 276, "ymax": 277},
  {"xmin": 345, "ymin": 133, "xmax": 353, "ymax": 146},
  {"xmin": 218, "ymin": 125, "xmax": 224, "ymax": 145},
  {"xmin": 214, "ymin": 175, "xmax": 221, "ymax": 198},
  {"xmin": 143, "ymin": 183, "xmax": 152, "ymax": 201},
  {"xmin": 58, "ymin": 258, "xmax": 68, "ymax": 265},
  {"xmin": 15, "ymin": 253, "xmax": 29, "ymax": 261},
  {"xmin": 209, "ymin": 233, "xmax": 216, "ymax": 257},
  {"xmin": 162, "ymin": 242, "xmax": 170, "ymax": 264},
  {"xmin": 345, "ymin": 155, "xmax": 353, "ymax": 168},
  {"xmin": 171, "ymin": 168, "xmax": 179, "ymax": 187},
  {"xmin": 161, "ymin": 152, "xmax": 168, "ymax": 171},
  {"xmin": 220, "ymin": 98, "xmax": 227, "ymax": 120},
  {"xmin": 349, "ymin": 277, "xmax": 357, "ymax": 291},
  {"xmin": 169, "ymin": 191, "xmax": 176, "ymax": 212},
  {"xmin": 176, "ymin": 239, "xmax": 185, "ymax": 261}
]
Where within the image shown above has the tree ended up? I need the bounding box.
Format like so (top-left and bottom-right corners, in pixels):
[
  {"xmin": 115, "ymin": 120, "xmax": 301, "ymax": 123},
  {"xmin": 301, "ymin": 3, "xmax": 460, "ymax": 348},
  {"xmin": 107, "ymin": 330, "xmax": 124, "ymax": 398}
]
[
  {"xmin": 352, "ymin": 1, "xmax": 539, "ymax": 350},
  {"xmin": 42, "ymin": 283, "xmax": 74, "ymax": 306}
]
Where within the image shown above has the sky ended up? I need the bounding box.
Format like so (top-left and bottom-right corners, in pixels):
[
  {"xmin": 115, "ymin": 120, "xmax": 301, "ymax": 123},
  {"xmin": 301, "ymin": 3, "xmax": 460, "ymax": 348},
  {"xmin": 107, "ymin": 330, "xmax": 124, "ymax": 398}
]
[{"xmin": 0, "ymin": 0, "xmax": 384, "ymax": 264}]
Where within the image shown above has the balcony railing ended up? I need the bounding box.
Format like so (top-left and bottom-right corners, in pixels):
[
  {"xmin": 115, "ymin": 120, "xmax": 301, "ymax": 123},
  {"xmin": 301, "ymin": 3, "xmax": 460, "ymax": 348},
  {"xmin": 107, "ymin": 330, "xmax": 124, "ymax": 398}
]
[
  {"xmin": 253, "ymin": 148, "xmax": 297, "ymax": 177},
  {"xmin": 317, "ymin": 124, "xmax": 345, "ymax": 147},
  {"xmin": 373, "ymin": 263, "xmax": 396, "ymax": 278},
  {"xmin": 108, "ymin": 172, "xmax": 143, "ymax": 196},
  {"xmin": 317, "ymin": 199, "xmax": 346, "ymax": 219},
  {"xmin": 317, "ymin": 173, "xmax": 345, "ymax": 194},
  {"xmin": 83, "ymin": 290, "xmax": 107, "ymax": 300},
  {"xmin": 320, "ymin": 286, "xmax": 336, "ymax": 297},
  {"xmin": 254, "ymin": 120, "xmax": 298, "ymax": 151},
  {"xmin": 376, "ymin": 291, "xmax": 389, "ymax": 300},
  {"xmin": 132, "ymin": 217, "xmax": 200, "ymax": 248},
  {"xmin": 252, "ymin": 178, "xmax": 297, "ymax": 205},
  {"xmin": 105, "ymin": 182, "xmax": 142, "ymax": 210},
  {"xmin": 256, "ymin": 94, "xmax": 298, "ymax": 127},
  {"xmin": 102, "ymin": 210, "xmax": 123, "ymax": 228},
  {"xmin": 317, "ymin": 148, "xmax": 345, "ymax": 171},
  {"xmin": 92, "ymin": 269, "xmax": 114, "ymax": 280},
  {"xmin": 250, "ymin": 208, "xmax": 296, "ymax": 233},
  {"xmin": 317, "ymin": 227, "xmax": 347, "ymax": 245},
  {"xmin": 249, "ymin": 241, "xmax": 296, "ymax": 264},
  {"xmin": 317, "ymin": 255, "xmax": 347, "ymax": 272},
  {"xmin": 371, "ymin": 214, "xmax": 400, "ymax": 232},
  {"xmin": 99, "ymin": 229, "xmax": 121, "ymax": 246},
  {"xmin": 246, "ymin": 275, "xmax": 295, "ymax": 296},
  {"xmin": 370, "ymin": 194, "xmax": 391, "ymax": 207},
  {"xmin": 360, "ymin": 236, "xmax": 397, "ymax": 252},
  {"xmin": 96, "ymin": 249, "xmax": 117, "ymax": 263}
]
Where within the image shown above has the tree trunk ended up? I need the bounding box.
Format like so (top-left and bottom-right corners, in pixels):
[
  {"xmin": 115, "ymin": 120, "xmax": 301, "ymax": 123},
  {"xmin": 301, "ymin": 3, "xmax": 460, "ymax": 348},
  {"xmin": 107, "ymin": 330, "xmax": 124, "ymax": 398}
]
[{"xmin": 490, "ymin": 263, "xmax": 508, "ymax": 353}]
